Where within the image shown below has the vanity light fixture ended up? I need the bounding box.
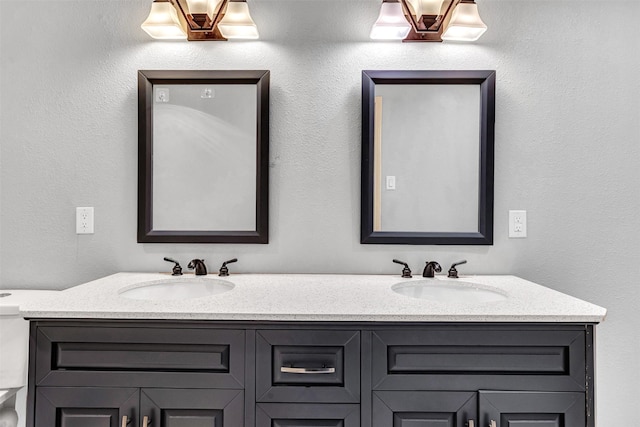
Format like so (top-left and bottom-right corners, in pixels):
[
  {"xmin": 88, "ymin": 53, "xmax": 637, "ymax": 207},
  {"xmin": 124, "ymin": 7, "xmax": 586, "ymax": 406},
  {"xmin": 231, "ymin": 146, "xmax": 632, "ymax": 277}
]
[
  {"xmin": 370, "ymin": 0, "xmax": 486, "ymax": 42},
  {"xmin": 441, "ymin": 0, "xmax": 487, "ymax": 41},
  {"xmin": 141, "ymin": 0, "xmax": 187, "ymax": 40},
  {"xmin": 370, "ymin": 0, "xmax": 412, "ymax": 40},
  {"xmin": 218, "ymin": 0, "xmax": 260, "ymax": 40},
  {"xmin": 141, "ymin": 0, "xmax": 259, "ymax": 41}
]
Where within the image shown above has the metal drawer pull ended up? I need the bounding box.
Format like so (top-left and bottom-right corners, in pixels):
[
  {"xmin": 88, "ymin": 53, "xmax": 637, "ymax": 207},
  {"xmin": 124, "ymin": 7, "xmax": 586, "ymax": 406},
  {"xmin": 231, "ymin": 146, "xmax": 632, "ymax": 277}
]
[
  {"xmin": 489, "ymin": 421, "xmax": 497, "ymax": 427},
  {"xmin": 280, "ymin": 366, "xmax": 336, "ymax": 374},
  {"xmin": 143, "ymin": 416, "xmax": 152, "ymax": 427},
  {"xmin": 121, "ymin": 416, "xmax": 130, "ymax": 427}
]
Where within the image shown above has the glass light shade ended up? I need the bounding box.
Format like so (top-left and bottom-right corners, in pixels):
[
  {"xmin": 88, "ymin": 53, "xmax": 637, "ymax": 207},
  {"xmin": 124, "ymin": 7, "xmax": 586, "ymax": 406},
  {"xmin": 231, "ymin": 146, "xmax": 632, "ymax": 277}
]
[
  {"xmin": 186, "ymin": 0, "xmax": 208, "ymax": 14},
  {"xmin": 186, "ymin": 0, "xmax": 221, "ymax": 17},
  {"xmin": 441, "ymin": 1, "xmax": 487, "ymax": 41},
  {"xmin": 218, "ymin": 2, "xmax": 259, "ymax": 39},
  {"xmin": 141, "ymin": 1, "xmax": 187, "ymax": 39},
  {"xmin": 405, "ymin": 0, "xmax": 445, "ymax": 17},
  {"xmin": 370, "ymin": 2, "xmax": 411, "ymax": 40}
]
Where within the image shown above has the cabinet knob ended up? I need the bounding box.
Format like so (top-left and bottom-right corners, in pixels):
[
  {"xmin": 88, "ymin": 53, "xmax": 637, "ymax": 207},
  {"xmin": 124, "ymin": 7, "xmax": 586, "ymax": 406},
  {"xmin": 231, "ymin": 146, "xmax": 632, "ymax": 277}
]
[
  {"xmin": 489, "ymin": 421, "xmax": 497, "ymax": 427},
  {"xmin": 143, "ymin": 416, "xmax": 152, "ymax": 427},
  {"xmin": 467, "ymin": 420, "xmax": 474, "ymax": 427},
  {"xmin": 121, "ymin": 416, "xmax": 130, "ymax": 427}
]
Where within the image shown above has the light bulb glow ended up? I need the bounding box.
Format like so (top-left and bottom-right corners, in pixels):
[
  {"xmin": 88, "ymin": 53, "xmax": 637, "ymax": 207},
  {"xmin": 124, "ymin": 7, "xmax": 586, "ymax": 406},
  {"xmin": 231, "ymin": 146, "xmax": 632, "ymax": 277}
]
[
  {"xmin": 218, "ymin": 2, "xmax": 260, "ymax": 39},
  {"xmin": 405, "ymin": 0, "xmax": 445, "ymax": 18},
  {"xmin": 370, "ymin": 2, "xmax": 411, "ymax": 40},
  {"xmin": 186, "ymin": 0, "xmax": 209, "ymax": 14},
  {"xmin": 141, "ymin": 1, "xmax": 186, "ymax": 39},
  {"xmin": 186, "ymin": 0, "xmax": 222, "ymax": 18},
  {"xmin": 441, "ymin": 1, "xmax": 487, "ymax": 41}
]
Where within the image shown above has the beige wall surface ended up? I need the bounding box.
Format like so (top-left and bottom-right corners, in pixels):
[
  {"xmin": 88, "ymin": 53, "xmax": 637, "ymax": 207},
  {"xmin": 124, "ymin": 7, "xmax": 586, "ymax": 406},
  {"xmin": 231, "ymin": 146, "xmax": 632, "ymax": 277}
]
[{"xmin": 1, "ymin": 0, "xmax": 639, "ymax": 424}]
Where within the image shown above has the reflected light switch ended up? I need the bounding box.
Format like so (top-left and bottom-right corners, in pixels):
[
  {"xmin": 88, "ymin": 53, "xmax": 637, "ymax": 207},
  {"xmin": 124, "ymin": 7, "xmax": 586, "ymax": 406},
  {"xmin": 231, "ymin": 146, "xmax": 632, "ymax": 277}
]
[
  {"xmin": 155, "ymin": 88, "xmax": 170, "ymax": 103},
  {"xmin": 201, "ymin": 88, "xmax": 215, "ymax": 98},
  {"xmin": 386, "ymin": 176, "xmax": 396, "ymax": 190}
]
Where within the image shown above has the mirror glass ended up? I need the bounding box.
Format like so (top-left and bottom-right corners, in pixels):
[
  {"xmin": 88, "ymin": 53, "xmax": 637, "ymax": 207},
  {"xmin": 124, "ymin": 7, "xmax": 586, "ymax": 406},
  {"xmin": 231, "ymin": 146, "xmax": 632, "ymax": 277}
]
[
  {"xmin": 361, "ymin": 70, "xmax": 495, "ymax": 245},
  {"xmin": 138, "ymin": 70, "xmax": 269, "ymax": 243}
]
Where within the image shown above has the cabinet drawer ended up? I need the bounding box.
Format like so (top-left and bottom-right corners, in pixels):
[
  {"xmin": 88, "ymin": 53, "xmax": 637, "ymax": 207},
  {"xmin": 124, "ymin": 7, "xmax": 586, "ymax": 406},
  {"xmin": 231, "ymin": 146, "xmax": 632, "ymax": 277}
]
[
  {"xmin": 372, "ymin": 327, "xmax": 586, "ymax": 391},
  {"xmin": 256, "ymin": 403, "xmax": 360, "ymax": 427},
  {"xmin": 256, "ymin": 330, "xmax": 360, "ymax": 403},
  {"xmin": 35, "ymin": 325, "xmax": 245, "ymax": 388}
]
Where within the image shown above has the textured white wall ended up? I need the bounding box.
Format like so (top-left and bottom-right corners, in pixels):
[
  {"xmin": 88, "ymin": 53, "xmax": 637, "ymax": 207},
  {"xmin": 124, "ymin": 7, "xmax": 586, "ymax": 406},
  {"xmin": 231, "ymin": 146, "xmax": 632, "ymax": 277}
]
[{"xmin": 1, "ymin": 0, "xmax": 639, "ymax": 424}]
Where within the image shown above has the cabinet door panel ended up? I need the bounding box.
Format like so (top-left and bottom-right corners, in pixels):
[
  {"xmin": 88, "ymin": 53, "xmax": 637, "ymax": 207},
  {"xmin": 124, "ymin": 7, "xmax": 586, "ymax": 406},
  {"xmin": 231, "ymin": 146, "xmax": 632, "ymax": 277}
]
[
  {"xmin": 373, "ymin": 391, "xmax": 476, "ymax": 427},
  {"xmin": 372, "ymin": 327, "xmax": 586, "ymax": 392},
  {"xmin": 162, "ymin": 409, "xmax": 223, "ymax": 427},
  {"xmin": 479, "ymin": 391, "xmax": 585, "ymax": 427},
  {"xmin": 35, "ymin": 326, "xmax": 245, "ymax": 389},
  {"xmin": 256, "ymin": 403, "xmax": 359, "ymax": 427},
  {"xmin": 141, "ymin": 388, "xmax": 243, "ymax": 427},
  {"xmin": 35, "ymin": 387, "xmax": 138, "ymax": 427}
]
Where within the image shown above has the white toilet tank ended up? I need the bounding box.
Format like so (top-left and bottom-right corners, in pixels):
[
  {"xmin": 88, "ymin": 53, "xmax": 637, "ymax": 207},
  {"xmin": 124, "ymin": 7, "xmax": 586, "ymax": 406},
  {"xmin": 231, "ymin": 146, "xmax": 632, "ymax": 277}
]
[{"xmin": 0, "ymin": 290, "xmax": 58, "ymax": 389}]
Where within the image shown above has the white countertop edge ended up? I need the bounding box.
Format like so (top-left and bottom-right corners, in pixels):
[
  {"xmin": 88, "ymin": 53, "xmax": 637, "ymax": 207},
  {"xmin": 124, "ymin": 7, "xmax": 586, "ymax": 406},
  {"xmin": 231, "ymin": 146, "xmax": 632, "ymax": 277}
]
[
  {"xmin": 19, "ymin": 273, "xmax": 607, "ymax": 323},
  {"xmin": 21, "ymin": 311, "xmax": 606, "ymax": 323}
]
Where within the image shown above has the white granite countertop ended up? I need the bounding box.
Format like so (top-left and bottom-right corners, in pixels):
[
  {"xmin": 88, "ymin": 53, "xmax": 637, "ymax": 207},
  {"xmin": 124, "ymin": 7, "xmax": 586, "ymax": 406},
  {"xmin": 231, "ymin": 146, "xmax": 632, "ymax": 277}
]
[{"xmin": 19, "ymin": 273, "xmax": 606, "ymax": 323}]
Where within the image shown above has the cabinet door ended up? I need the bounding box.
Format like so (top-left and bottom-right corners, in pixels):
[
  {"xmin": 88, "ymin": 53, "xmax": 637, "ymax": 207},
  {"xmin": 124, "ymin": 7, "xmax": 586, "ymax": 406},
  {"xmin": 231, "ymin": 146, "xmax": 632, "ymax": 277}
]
[
  {"xmin": 372, "ymin": 391, "xmax": 477, "ymax": 427},
  {"xmin": 35, "ymin": 387, "xmax": 138, "ymax": 427},
  {"xmin": 140, "ymin": 389, "xmax": 243, "ymax": 427},
  {"xmin": 256, "ymin": 403, "xmax": 359, "ymax": 427},
  {"xmin": 479, "ymin": 391, "xmax": 585, "ymax": 427}
]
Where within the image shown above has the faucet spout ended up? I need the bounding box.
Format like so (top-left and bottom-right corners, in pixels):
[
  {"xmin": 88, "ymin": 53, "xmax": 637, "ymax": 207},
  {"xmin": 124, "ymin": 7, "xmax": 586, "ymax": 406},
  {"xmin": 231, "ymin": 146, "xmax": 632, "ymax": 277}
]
[
  {"xmin": 422, "ymin": 261, "xmax": 442, "ymax": 278},
  {"xmin": 188, "ymin": 259, "xmax": 208, "ymax": 276}
]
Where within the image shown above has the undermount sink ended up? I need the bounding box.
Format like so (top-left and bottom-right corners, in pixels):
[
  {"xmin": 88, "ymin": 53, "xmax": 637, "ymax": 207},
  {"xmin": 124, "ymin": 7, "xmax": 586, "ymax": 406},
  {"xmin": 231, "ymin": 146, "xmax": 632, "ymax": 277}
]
[
  {"xmin": 118, "ymin": 277, "xmax": 235, "ymax": 301},
  {"xmin": 391, "ymin": 279, "xmax": 507, "ymax": 304}
]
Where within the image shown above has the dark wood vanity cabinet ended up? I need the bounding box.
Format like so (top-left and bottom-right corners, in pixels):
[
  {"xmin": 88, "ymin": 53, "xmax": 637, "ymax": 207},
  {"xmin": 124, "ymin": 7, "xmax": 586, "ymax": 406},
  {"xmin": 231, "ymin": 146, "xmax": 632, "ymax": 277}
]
[{"xmin": 27, "ymin": 322, "xmax": 596, "ymax": 427}]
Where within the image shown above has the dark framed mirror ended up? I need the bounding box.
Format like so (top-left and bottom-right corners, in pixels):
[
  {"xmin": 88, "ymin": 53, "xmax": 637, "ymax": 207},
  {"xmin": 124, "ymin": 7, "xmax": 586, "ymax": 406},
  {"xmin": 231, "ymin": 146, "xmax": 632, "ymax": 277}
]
[
  {"xmin": 361, "ymin": 70, "xmax": 495, "ymax": 245},
  {"xmin": 138, "ymin": 70, "xmax": 269, "ymax": 243}
]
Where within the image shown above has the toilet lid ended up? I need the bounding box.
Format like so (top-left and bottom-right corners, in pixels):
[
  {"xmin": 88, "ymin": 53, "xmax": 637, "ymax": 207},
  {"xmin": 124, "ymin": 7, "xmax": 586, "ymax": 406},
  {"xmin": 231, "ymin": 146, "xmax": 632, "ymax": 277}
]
[{"xmin": 0, "ymin": 290, "xmax": 59, "ymax": 316}]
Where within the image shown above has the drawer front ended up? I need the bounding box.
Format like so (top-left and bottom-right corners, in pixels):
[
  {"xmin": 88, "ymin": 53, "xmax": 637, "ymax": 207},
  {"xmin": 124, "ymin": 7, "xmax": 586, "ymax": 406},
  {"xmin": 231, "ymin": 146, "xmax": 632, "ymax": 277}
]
[
  {"xmin": 372, "ymin": 327, "xmax": 586, "ymax": 391},
  {"xmin": 256, "ymin": 403, "xmax": 360, "ymax": 427},
  {"xmin": 35, "ymin": 325, "xmax": 245, "ymax": 388},
  {"xmin": 256, "ymin": 330, "xmax": 360, "ymax": 403}
]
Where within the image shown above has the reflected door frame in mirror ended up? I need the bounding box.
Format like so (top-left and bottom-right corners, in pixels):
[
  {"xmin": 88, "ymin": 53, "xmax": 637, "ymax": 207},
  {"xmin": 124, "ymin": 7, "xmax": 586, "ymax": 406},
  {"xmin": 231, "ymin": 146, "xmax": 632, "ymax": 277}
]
[
  {"xmin": 361, "ymin": 70, "xmax": 495, "ymax": 245},
  {"xmin": 138, "ymin": 70, "xmax": 269, "ymax": 243}
]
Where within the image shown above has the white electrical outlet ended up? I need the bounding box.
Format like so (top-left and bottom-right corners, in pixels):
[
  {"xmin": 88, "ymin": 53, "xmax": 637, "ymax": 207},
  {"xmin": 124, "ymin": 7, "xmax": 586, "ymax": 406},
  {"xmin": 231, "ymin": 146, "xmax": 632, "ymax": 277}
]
[
  {"xmin": 76, "ymin": 207, "xmax": 94, "ymax": 234},
  {"xmin": 509, "ymin": 210, "xmax": 527, "ymax": 238}
]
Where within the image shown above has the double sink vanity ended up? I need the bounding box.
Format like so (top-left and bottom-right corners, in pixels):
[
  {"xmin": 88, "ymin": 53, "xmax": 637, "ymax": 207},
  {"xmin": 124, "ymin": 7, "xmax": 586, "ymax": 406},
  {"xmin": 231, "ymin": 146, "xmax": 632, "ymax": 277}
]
[
  {"xmin": 21, "ymin": 272, "xmax": 605, "ymax": 427},
  {"xmin": 29, "ymin": 63, "xmax": 599, "ymax": 427}
]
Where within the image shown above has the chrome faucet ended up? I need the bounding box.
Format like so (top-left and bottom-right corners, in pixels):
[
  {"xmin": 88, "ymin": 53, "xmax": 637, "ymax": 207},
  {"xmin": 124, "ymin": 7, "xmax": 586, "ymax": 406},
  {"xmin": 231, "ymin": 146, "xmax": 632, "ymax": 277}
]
[
  {"xmin": 422, "ymin": 261, "xmax": 442, "ymax": 278},
  {"xmin": 188, "ymin": 259, "xmax": 208, "ymax": 276}
]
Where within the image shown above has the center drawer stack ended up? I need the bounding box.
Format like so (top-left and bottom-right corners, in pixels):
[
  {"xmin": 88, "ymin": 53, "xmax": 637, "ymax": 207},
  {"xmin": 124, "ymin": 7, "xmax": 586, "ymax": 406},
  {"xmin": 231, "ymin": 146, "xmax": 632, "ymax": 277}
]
[{"xmin": 255, "ymin": 329, "xmax": 361, "ymax": 427}]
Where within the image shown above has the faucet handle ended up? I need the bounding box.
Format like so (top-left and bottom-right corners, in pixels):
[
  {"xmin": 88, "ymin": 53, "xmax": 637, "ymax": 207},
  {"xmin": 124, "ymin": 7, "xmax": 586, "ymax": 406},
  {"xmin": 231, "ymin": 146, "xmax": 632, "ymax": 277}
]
[
  {"xmin": 219, "ymin": 258, "xmax": 238, "ymax": 277},
  {"xmin": 392, "ymin": 259, "xmax": 412, "ymax": 278},
  {"xmin": 163, "ymin": 257, "xmax": 183, "ymax": 276},
  {"xmin": 447, "ymin": 260, "xmax": 467, "ymax": 278}
]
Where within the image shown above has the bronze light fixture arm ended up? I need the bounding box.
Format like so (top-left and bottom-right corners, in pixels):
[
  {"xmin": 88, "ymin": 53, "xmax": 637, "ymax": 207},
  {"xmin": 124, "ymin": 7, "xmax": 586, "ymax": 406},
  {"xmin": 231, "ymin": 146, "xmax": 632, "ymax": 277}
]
[
  {"xmin": 399, "ymin": 0, "xmax": 461, "ymax": 42},
  {"xmin": 173, "ymin": 0, "xmax": 230, "ymax": 41}
]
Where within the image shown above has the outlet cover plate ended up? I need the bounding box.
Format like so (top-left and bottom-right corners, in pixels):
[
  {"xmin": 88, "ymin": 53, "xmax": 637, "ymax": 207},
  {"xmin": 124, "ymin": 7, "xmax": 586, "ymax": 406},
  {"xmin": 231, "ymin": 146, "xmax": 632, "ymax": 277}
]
[{"xmin": 509, "ymin": 210, "xmax": 527, "ymax": 238}]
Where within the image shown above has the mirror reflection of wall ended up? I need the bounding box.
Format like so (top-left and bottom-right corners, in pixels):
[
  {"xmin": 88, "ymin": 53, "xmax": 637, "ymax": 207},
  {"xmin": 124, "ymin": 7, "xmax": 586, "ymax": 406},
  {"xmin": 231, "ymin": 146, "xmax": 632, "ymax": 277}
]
[
  {"xmin": 152, "ymin": 84, "xmax": 257, "ymax": 231},
  {"xmin": 361, "ymin": 70, "xmax": 495, "ymax": 245},
  {"xmin": 138, "ymin": 70, "xmax": 269, "ymax": 244},
  {"xmin": 374, "ymin": 84, "xmax": 480, "ymax": 233}
]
